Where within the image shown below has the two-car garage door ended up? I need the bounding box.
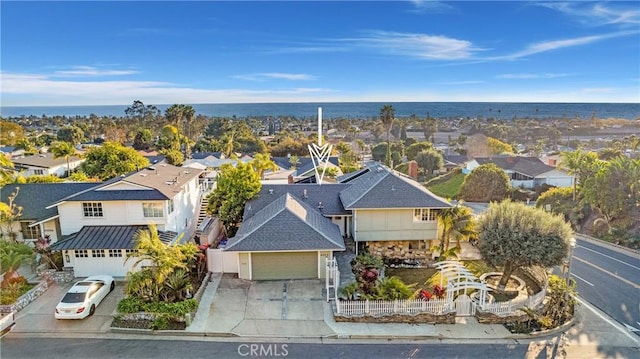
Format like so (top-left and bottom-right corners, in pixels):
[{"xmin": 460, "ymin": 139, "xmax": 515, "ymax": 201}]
[{"xmin": 251, "ymin": 252, "xmax": 317, "ymax": 280}]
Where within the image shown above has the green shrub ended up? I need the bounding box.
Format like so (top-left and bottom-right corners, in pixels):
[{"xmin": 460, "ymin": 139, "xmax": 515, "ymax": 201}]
[
  {"xmin": 117, "ymin": 297, "xmax": 198, "ymax": 317},
  {"xmin": 153, "ymin": 314, "xmax": 171, "ymax": 330},
  {"xmin": 117, "ymin": 297, "xmax": 145, "ymax": 313}
]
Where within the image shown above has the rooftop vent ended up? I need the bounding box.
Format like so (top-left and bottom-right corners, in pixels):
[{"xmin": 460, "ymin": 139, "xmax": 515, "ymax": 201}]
[
  {"xmin": 268, "ymin": 189, "xmax": 274, "ymax": 194},
  {"xmin": 139, "ymin": 173, "xmax": 147, "ymax": 177},
  {"xmin": 376, "ymin": 167, "xmax": 383, "ymax": 172},
  {"xmin": 148, "ymin": 166, "xmax": 156, "ymax": 171},
  {"xmin": 303, "ymin": 189, "xmax": 308, "ymax": 198}
]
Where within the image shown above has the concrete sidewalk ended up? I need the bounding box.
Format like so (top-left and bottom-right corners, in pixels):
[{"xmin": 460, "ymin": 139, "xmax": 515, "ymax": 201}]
[
  {"xmin": 184, "ymin": 273, "xmax": 640, "ymax": 353},
  {"xmin": 10, "ymin": 271, "xmax": 639, "ymax": 359}
]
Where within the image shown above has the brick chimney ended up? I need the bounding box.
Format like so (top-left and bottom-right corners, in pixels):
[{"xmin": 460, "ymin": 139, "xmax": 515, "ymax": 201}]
[
  {"xmin": 408, "ymin": 160, "xmax": 418, "ymax": 180},
  {"xmin": 288, "ymin": 174, "xmax": 294, "ymax": 184}
]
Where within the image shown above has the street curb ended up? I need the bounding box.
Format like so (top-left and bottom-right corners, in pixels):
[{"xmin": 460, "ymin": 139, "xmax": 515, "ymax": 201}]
[
  {"xmin": 507, "ymin": 315, "xmax": 576, "ymax": 340},
  {"xmin": 575, "ymin": 233, "xmax": 640, "ymax": 256}
]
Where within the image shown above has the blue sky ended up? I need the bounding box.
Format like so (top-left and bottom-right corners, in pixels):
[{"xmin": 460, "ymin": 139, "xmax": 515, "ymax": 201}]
[{"xmin": 1, "ymin": 1, "xmax": 639, "ymax": 106}]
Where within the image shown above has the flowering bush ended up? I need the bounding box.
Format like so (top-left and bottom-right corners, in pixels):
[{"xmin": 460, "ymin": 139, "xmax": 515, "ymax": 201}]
[
  {"xmin": 432, "ymin": 284, "xmax": 446, "ymax": 299},
  {"xmin": 419, "ymin": 289, "xmax": 432, "ymax": 301}
]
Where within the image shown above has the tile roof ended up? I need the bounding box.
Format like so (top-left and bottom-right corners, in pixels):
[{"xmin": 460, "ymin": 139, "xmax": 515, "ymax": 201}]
[
  {"xmin": 0, "ymin": 183, "xmax": 98, "ymax": 222},
  {"xmin": 244, "ymin": 183, "xmax": 350, "ymax": 219},
  {"xmin": 474, "ymin": 156, "xmax": 556, "ymax": 177},
  {"xmin": 224, "ymin": 193, "xmax": 345, "ymax": 252},
  {"xmin": 339, "ymin": 165, "xmax": 452, "ymax": 209},
  {"xmin": 12, "ymin": 152, "xmax": 82, "ymax": 168},
  {"xmin": 50, "ymin": 225, "xmax": 177, "ymax": 250}
]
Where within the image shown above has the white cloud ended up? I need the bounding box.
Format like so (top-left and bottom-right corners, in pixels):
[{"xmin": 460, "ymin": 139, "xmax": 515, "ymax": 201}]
[
  {"xmin": 407, "ymin": 0, "xmax": 452, "ymax": 14},
  {"xmin": 0, "ymin": 71, "xmax": 332, "ymax": 106},
  {"xmin": 233, "ymin": 72, "xmax": 317, "ymax": 81},
  {"xmin": 53, "ymin": 66, "xmax": 138, "ymax": 77},
  {"xmin": 493, "ymin": 31, "xmax": 638, "ymax": 60},
  {"xmin": 539, "ymin": 2, "xmax": 640, "ymax": 26},
  {"xmin": 496, "ymin": 73, "xmax": 570, "ymax": 79},
  {"xmin": 351, "ymin": 30, "xmax": 480, "ymax": 60}
]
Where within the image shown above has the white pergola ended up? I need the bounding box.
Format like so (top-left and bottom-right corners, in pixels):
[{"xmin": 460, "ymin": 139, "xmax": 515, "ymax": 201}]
[{"xmin": 434, "ymin": 260, "xmax": 490, "ymax": 306}]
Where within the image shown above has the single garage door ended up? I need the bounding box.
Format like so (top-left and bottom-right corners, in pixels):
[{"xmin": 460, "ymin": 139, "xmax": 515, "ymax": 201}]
[{"xmin": 252, "ymin": 252, "xmax": 317, "ymax": 280}]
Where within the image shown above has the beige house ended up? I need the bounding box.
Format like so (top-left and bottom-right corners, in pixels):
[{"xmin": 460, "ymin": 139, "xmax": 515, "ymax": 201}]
[
  {"xmin": 211, "ymin": 164, "xmax": 452, "ymax": 280},
  {"xmin": 338, "ymin": 165, "xmax": 451, "ymax": 261}
]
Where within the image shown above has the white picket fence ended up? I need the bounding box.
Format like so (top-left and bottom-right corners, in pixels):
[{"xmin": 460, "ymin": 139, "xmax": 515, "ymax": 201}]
[
  {"xmin": 336, "ymin": 298, "xmax": 450, "ymax": 316},
  {"xmin": 481, "ymin": 288, "xmax": 547, "ymax": 315}
]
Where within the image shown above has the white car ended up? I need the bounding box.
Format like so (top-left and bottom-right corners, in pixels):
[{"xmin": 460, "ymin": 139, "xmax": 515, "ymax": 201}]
[{"xmin": 55, "ymin": 275, "xmax": 115, "ymax": 319}]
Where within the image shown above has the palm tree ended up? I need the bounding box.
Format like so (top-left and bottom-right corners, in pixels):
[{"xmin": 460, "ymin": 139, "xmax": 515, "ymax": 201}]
[
  {"xmin": 163, "ymin": 269, "xmax": 192, "ymax": 302},
  {"xmin": 434, "ymin": 203, "xmax": 475, "ymax": 261},
  {"xmin": 289, "ymin": 155, "xmax": 300, "ymax": 170},
  {"xmin": 380, "ymin": 105, "xmax": 395, "ymax": 167},
  {"xmin": 559, "ymin": 149, "xmax": 599, "ymax": 202},
  {"xmin": 250, "ymin": 153, "xmax": 279, "ymax": 180},
  {"xmin": 50, "ymin": 141, "xmax": 77, "ymax": 177},
  {"xmin": 128, "ymin": 224, "xmax": 188, "ymax": 283},
  {"xmin": 0, "ymin": 242, "xmax": 33, "ymax": 284}
]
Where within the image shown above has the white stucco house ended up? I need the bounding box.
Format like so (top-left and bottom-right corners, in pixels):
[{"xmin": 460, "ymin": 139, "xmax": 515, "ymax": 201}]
[
  {"xmin": 464, "ymin": 156, "xmax": 574, "ymax": 189},
  {"xmin": 12, "ymin": 152, "xmax": 84, "ymax": 177},
  {"xmin": 49, "ymin": 164, "xmax": 204, "ymax": 277}
]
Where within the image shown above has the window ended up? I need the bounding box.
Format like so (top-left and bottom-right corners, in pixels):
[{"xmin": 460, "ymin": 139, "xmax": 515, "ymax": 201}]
[
  {"xmin": 34, "ymin": 169, "xmax": 45, "ymax": 175},
  {"xmin": 82, "ymin": 202, "xmax": 103, "ymax": 217},
  {"xmin": 20, "ymin": 222, "xmax": 41, "ymax": 240},
  {"xmin": 108, "ymin": 249, "xmax": 122, "ymax": 257},
  {"xmin": 142, "ymin": 203, "xmax": 163, "ymax": 218},
  {"xmin": 75, "ymin": 250, "xmax": 88, "ymax": 258},
  {"xmin": 413, "ymin": 208, "xmax": 437, "ymax": 222},
  {"xmin": 168, "ymin": 199, "xmax": 175, "ymax": 214},
  {"xmin": 409, "ymin": 241, "xmax": 427, "ymax": 250},
  {"xmin": 91, "ymin": 250, "xmax": 105, "ymax": 258},
  {"xmin": 125, "ymin": 249, "xmax": 137, "ymax": 256}
]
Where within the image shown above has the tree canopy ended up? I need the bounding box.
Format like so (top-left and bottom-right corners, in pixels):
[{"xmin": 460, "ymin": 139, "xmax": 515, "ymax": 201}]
[
  {"xmin": 459, "ymin": 163, "xmax": 510, "ymax": 202},
  {"xmin": 478, "ymin": 200, "xmax": 572, "ymax": 288},
  {"xmin": 207, "ymin": 161, "xmax": 261, "ymax": 237},
  {"xmin": 81, "ymin": 141, "xmax": 150, "ymax": 180}
]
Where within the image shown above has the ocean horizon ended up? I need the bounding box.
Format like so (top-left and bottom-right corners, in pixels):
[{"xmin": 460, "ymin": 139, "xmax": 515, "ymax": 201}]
[{"xmin": 1, "ymin": 102, "xmax": 639, "ymax": 120}]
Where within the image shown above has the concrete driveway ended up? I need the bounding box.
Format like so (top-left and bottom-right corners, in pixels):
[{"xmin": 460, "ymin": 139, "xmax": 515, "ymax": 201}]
[
  {"xmin": 188, "ymin": 274, "xmax": 334, "ymax": 337},
  {"xmin": 12, "ymin": 281, "xmax": 125, "ymax": 334}
]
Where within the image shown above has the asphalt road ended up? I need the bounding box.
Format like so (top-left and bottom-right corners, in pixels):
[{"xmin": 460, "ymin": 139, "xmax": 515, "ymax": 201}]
[
  {"xmin": 0, "ymin": 337, "xmax": 556, "ymax": 359},
  {"xmin": 571, "ymin": 235, "xmax": 640, "ymax": 335}
]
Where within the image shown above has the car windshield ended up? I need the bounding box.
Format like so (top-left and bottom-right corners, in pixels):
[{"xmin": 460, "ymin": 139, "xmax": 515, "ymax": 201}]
[{"xmin": 60, "ymin": 292, "xmax": 87, "ymax": 303}]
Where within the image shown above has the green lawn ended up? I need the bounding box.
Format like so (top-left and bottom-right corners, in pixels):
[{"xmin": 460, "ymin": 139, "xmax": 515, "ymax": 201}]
[
  {"xmin": 385, "ymin": 267, "xmax": 438, "ymax": 287},
  {"xmin": 427, "ymin": 172, "xmax": 466, "ymax": 199}
]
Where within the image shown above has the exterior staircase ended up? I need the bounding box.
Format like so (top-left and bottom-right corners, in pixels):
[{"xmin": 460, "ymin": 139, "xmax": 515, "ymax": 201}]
[{"xmin": 196, "ymin": 193, "xmax": 210, "ymax": 228}]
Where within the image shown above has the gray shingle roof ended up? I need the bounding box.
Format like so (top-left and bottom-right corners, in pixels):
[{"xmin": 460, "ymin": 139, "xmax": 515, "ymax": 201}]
[
  {"xmin": 0, "ymin": 183, "xmax": 98, "ymax": 222},
  {"xmin": 52, "ymin": 163, "xmax": 202, "ymax": 203},
  {"xmin": 67, "ymin": 190, "xmax": 168, "ymax": 201},
  {"xmin": 244, "ymin": 184, "xmax": 350, "ymax": 219},
  {"xmin": 12, "ymin": 152, "xmax": 82, "ymax": 168},
  {"xmin": 336, "ymin": 167, "xmax": 371, "ymax": 183},
  {"xmin": 272, "ymin": 156, "xmax": 340, "ymax": 173},
  {"xmin": 50, "ymin": 225, "xmax": 177, "ymax": 250},
  {"xmin": 339, "ymin": 165, "xmax": 452, "ymax": 209},
  {"xmin": 224, "ymin": 193, "xmax": 345, "ymax": 252},
  {"xmin": 474, "ymin": 156, "xmax": 555, "ymax": 177}
]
